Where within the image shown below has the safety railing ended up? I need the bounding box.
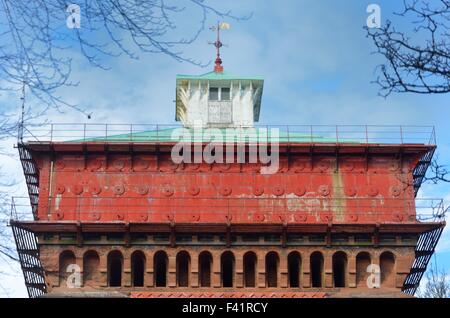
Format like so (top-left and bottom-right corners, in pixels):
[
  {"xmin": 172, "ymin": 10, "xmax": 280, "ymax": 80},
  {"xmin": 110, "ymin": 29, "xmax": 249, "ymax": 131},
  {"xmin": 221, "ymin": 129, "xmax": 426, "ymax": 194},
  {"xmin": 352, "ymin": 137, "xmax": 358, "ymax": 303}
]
[
  {"xmin": 20, "ymin": 124, "xmax": 436, "ymax": 145},
  {"xmin": 10, "ymin": 196, "xmax": 446, "ymax": 223}
]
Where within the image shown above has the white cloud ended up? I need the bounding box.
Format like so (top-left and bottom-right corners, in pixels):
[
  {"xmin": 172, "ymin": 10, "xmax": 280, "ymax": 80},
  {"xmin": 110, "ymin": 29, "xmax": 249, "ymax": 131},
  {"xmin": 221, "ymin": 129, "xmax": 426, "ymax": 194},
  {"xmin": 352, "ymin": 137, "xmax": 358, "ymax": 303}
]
[{"xmin": 1, "ymin": 0, "xmax": 450, "ymax": 297}]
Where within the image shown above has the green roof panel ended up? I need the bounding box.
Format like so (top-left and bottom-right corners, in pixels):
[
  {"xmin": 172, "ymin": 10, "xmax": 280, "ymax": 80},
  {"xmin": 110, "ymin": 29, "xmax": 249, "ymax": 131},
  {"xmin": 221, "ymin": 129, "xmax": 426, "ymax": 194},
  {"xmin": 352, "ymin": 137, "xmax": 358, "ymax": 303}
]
[
  {"xmin": 176, "ymin": 71, "xmax": 264, "ymax": 81},
  {"xmin": 75, "ymin": 127, "xmax": 356, "ymax": 144}
]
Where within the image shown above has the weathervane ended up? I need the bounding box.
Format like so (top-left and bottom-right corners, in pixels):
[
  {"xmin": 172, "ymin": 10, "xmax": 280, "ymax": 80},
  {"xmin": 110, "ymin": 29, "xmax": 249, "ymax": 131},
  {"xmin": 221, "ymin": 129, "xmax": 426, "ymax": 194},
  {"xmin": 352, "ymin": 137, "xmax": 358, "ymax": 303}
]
[{"xmin": 209, "ymin": 22, "xmax": 230, "ymax": 73}]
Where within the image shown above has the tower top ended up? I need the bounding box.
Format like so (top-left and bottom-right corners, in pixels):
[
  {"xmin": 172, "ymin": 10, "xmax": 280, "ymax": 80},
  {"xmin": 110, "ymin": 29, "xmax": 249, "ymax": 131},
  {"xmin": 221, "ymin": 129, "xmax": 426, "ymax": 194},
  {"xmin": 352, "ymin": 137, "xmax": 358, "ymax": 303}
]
[
  {"xmin": 175, "ymin": 24, "xmax": 264, "ymax": 128},
  {"xmin": 210, "ymin": 22, "xmax": 230, "ymax": 73}
]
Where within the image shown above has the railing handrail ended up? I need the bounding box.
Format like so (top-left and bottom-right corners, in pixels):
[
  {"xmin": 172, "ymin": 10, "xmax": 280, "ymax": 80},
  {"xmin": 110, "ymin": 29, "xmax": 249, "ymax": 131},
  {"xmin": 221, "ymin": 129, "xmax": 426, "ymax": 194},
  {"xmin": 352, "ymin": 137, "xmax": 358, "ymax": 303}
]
[
  {"xmin": 19, "ymin": 124, "xmax": 437, "ymax": 145},
  {"xmin": 10, "ymin": 196, "xmax": 446, "ymax": 223}
]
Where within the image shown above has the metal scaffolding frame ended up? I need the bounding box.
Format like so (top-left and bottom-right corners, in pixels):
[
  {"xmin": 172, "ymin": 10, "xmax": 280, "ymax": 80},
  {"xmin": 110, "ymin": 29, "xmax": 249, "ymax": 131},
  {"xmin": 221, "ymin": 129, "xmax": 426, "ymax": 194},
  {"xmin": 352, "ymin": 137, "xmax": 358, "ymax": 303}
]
[
  {"xmin": 17, "ymin": 143, "xmax": 39, "ymax": 219},
  {"xmin": 402, "ymin": 225, "xmax": 445, "ymax": 295},
  {"xmin": 402, "ymin": 204, "xmax": 446, "ymax": 295},
  {"xmin": 12, "ymin": 143, "xmax": 47, "ymax": 297},
  {"xmin": 413, "ymin": 147, "xmax": 435, "ymax": 197},
  {"xmin": 10, "ymin": 223, "xmax": 47, "ymax": 298}
]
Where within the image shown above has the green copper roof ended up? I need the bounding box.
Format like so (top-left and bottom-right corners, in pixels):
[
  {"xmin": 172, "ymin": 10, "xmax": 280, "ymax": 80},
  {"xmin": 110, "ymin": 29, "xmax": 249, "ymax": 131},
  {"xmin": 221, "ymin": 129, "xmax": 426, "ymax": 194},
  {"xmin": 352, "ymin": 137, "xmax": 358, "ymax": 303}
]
[
  {"xmin": 76, "ymin": 127, "xmax": 356, "ymax": 143},
  {"xmin": 176, "ymin": 71, "xmax": 264, "ymax": 81}
]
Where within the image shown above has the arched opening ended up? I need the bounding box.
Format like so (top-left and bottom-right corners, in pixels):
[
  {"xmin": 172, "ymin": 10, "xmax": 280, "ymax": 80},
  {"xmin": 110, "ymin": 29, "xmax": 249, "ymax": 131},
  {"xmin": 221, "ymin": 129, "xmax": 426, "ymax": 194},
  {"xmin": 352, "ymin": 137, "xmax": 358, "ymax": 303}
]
[
  {"xmin": 107, "ymin": 250, "xmax": 123, "ymax": 287},
  {"xmin": 83, "ymin": 250, "xmax": 99, "ymax": 287},
  {"xmin": 380, "ymin": 251, "xmax": 395, "ymax": 288},
  {"xmin": 356, "ymin": 252, "xmax": 371, "ymax": 288},
  {"xmin": 176, "ymin": 251, "xmax": 190, "ymax": 287},
  {"xmin": 221, "ymin": 251, "xmax": 235, "ymax": 287},
  {"xmin": 131, "ymin": 251, "xmax": 146, "ymax": 287},
  {"xmin": 154, "ymin": 251, "xmax": 168, "ymax": 287},
  {"xmin": 332, "ymin": 251, "xmax": 347, "ymax": 288},
  {"xmin": 310, "ymin": 251, "xmax": 324, "ymax": 288},
  {"xmin": 59, "ymin": 250, "xmax": 76, "ymax": 288},
  {"xmin": 265, "ymin": 252, "xmax": 279, "ymax": 287},
  {"xmin": 199, "ymin": 251, "xmax": 212, "ymax": 287},
  {"xmin": 288, "ymin": 251, "xmax": 302, "ymax": 288},
  {"xmin": 243, "ymin": 252, "xmax": 257, "ymax": 287}
]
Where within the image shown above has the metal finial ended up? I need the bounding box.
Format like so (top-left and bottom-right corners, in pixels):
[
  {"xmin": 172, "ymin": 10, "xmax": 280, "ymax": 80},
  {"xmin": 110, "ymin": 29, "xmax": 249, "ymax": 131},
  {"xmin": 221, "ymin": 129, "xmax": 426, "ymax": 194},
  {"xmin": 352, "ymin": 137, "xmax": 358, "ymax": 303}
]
[{"xmin": 209, "ymin": 22, "xmax": 230, "ymax": 73}]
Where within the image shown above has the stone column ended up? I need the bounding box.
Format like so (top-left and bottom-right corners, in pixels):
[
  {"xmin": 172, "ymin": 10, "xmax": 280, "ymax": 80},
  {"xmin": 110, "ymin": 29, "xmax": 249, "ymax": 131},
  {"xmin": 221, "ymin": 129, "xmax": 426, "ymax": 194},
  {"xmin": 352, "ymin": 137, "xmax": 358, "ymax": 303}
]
[
  {"xmin": 235, "ymin": 251, "xmax": 244, "ymax": 288},
  {"xmin": 99, "ymin": 247, "xmax": 108, "ymax": 287},
  {"xmin": 123, "ymin": 250, "xmax": 131, "ymax": 287},
  {"xmin": 145, "ymin": 250, "xmax": 154, "ymax": 287},
  {"xmin": 168, "ymin": 250, "xmax": 177, "ymax": 288},
  {"xmin": 372, "ymin": 250, "xmax": 381, "ymax": 289},
  {"xmin": 324, "ymin": 251, "xmax": 333, "ymax": 288},
  {"xmin": 257, "ymin": 251, "xmax": 266, "ymax": 288},
  {"xmin": 212, "ymin": 251, "xmax": 222, "ymax": 288},
  {"xmin": 279, "ymin": 250, "xmax": 288, "ymax": 288},
  {"xmin": 190, "ymin": 250, "xmax": 199, "ymax": 288},
  {"xmin": 302, "ymin": 252, "xmax": 311, "ymax": 288},
  {"xmin": 348, "ymin": 253, "xmax": 356, "ymax": 288},
  {"xmin": 74, "ymin": 248, "xmax": 83, "ymax": 288}
]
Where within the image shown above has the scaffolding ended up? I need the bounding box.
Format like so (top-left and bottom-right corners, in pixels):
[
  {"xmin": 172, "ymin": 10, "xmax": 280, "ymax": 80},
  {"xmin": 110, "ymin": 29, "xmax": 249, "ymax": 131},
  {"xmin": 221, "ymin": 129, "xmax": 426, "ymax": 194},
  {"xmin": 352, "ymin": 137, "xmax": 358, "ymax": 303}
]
[
  {"xmin": 17, "ymin": 144, "xmax": 39, "ymax": 219},
  {"xmin": 11, "ymin": 144, "xmax": 47, "ymax": 298},
  {"xmin": 402, "ymin": 206, "xmax": 446, "ymax": 295},
  {"xmin": 413, "ymin": 147, "xmax": 436, "ymax": 197},
  {"xmin": 10, "ymin": 222, "xmax": 47, "ymax": 298}
]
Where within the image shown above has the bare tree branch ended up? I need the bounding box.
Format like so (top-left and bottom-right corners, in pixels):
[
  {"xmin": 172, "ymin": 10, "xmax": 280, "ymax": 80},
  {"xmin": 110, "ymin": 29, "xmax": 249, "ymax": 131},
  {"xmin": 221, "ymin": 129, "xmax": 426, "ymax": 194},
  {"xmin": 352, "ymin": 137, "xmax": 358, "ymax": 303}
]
[
  {"xmin": 418, "ymin": 262, "xmax": 450, "ymax": 298},
  {"xmin": 424, "ymin": 158, "xmax": 450, "ymax": 183},
  {"xmin": 366, "ymin": 0, "xmax": 450, "ymax": 96},
  {"xmin": 0, "ymin": 0, "xmax": 250, "ymax": 290},
  {"xmin": 0, "ymin": 0, "xmax": 250, "ymax": 112}
]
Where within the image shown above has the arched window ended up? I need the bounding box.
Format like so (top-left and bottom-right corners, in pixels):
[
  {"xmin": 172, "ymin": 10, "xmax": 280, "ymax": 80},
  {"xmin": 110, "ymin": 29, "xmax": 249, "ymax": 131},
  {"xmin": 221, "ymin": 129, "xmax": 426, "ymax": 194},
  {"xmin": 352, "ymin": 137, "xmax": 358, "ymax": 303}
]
[
  {"xmin": 199, "ymin": 251, "xmax": 212, "ymax": 287},
  {"xmin": 107, "ymin": 251, "xmax": 123, "ymax": 287},
  {"xmin": 310, "ymin": 251, "xmax": 324, "ymax": 288},
  {"xmin": 243, "ymin": 252, "xmax": 257, "ymax": 287},
  {"xmin": 154, "ymin": 251, "xmax": 168, "ymax": 287},
  {"xmin": 380, "ymin": 251, "xmax": 395, "ymax": 288},
  {"xmin": 83, "ymin": 250, "xmax": 99, "ymax": 286},
  {"xmin": 59, "ymin": 250, "xmax": 76, "ymax": 287},
  {"xmin": 356, "ymin": 252, "xmax": 371, "ymax": 288},
  {"xmin": 221, "ymin": 251, "xmax": 235, "ymax": 287},
  {"xmin": 176, "ymin": 251, "xmax": 190, "ymax": 287},
  {"xmin": 131, "ymin": 251, "xmax": 146, "ymax": 287},
  {"xmin": 332, "ymin": 251, "xmax": 347, "ymax": 288},
  {"xmin": 288, "ymin": 251, "xmax": 302, "ymax": 288},
  {"xmin": 265, "ymin": 252, "xmax": 279, "ymax": 287}
]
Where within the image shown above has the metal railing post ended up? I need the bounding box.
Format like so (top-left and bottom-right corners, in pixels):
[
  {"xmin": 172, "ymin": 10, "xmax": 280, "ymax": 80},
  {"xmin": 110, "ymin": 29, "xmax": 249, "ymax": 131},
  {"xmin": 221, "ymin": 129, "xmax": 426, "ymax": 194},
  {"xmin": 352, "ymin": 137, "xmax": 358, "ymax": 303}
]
[
  {"xmin": 105, "ymin": 124, "xmax": 108, "ymax": 141},
  {"xmin": 287, "ymin": 125, "xmax": 290, "ymax": 144},
  {"xmin": 400, "ymin": 125, "xmax": 404, "ymax": 144},
  {"xmin": 365, "ymin": 125, "xmax": 369, "ymax": 144},
  {"xmin": 156, "ymin": 124, "xmax": 159, "ymax": 143},
  {"xmin": 83, "ymin": 123, "xmax": 86, "ymax": 142},
  {"xmin": 10, "ymin": 197, "xmax": 15, "ymax": 220},
  {"xmin": 50, "ymin": 124, "xmax": 53, "ymax": 142},
  {"xmin": 431, "ymin": 126, "xmax": 436, "ymax": 145}
]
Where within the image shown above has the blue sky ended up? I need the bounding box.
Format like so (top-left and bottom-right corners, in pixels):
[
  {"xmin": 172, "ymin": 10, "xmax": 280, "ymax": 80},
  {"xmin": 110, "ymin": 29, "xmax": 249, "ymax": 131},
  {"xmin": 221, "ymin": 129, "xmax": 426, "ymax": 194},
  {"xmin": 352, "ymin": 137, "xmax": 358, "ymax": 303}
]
[{"xmin": 0, "ymin": 0, "xmax": 449, "ymax": 297}]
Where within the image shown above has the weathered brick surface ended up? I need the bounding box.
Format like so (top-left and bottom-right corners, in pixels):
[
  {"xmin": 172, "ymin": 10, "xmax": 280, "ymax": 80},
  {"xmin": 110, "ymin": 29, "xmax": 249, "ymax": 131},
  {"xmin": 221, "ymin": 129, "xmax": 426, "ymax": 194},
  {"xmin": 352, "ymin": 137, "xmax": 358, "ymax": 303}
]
[{"xmin": 41, "ymin": 244, "xmax": 414, "ymax": 297}]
